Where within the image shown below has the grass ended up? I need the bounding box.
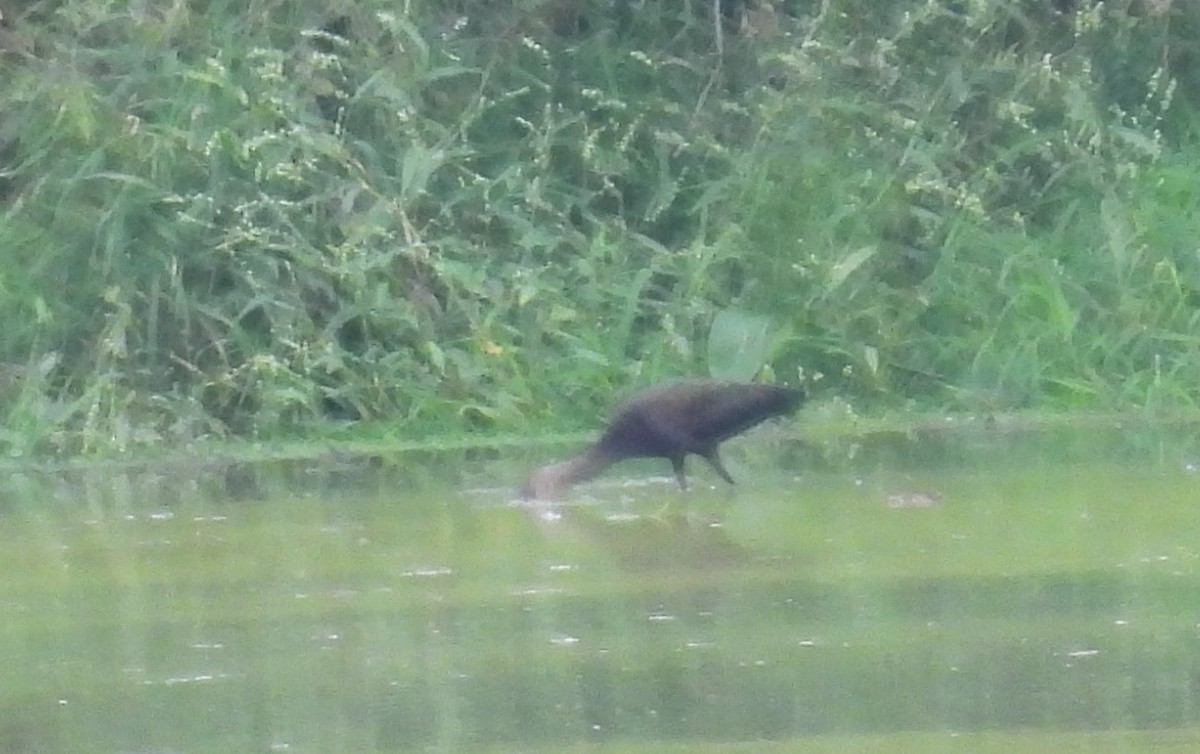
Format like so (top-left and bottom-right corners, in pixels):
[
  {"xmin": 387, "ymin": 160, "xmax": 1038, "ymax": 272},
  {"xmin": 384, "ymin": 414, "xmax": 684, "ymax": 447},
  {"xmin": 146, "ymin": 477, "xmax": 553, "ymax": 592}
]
[{"xmin": 0, "ymin": 1, "xmax": 1197, "ymax": 458}]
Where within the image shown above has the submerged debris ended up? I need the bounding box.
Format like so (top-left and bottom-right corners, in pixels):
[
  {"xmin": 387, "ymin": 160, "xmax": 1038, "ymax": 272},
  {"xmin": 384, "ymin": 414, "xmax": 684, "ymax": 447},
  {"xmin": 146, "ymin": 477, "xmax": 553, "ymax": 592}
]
[{"xmin": 884, "ymin": 490, "xmax": 943, "ymax": 509}]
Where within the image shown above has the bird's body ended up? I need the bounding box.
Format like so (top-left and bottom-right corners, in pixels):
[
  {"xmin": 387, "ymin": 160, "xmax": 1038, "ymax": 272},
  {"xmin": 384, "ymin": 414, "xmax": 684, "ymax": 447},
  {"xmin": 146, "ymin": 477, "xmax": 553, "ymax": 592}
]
[{"xmin": 521, "ymin": 380, "xmax": 804, "ymax": 499}]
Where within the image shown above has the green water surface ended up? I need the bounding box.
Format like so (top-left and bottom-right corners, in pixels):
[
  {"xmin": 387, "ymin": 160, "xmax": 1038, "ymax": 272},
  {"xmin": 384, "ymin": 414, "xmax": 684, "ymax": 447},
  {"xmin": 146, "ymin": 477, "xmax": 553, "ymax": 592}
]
[{"xmin": 2, "ymin": 424, "xmax": 1200, "ymax": 753}]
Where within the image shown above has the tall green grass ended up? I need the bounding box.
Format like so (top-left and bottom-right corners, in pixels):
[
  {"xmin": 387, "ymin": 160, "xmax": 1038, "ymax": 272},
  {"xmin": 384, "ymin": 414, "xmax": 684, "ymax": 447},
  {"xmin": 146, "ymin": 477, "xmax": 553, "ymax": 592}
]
[{"xmin": 0, "ymin": 0, "xmax": 1197, "ymax": 456}]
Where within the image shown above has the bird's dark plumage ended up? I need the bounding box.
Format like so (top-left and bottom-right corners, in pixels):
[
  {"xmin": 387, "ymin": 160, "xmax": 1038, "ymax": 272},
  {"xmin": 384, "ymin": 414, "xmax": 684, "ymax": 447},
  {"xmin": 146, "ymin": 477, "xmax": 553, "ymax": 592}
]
[{"xmin": 521, "ymin": 380, "xmax": 804, "ymax": 499}]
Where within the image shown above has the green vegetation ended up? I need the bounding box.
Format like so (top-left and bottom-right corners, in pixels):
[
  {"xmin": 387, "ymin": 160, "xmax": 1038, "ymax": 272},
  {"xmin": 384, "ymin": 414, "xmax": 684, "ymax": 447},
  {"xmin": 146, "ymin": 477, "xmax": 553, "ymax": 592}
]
[{"xmin": 0, "ymin": 0, "xmax": 1198, "ymax": 456}]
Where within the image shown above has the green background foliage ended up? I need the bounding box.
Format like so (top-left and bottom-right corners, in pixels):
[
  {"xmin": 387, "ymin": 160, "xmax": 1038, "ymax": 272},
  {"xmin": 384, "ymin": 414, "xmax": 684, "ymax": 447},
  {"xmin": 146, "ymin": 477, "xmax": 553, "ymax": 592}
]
[{"xmin": 0, "ymin": 0, "xmax": 1198, "ymax": 455}]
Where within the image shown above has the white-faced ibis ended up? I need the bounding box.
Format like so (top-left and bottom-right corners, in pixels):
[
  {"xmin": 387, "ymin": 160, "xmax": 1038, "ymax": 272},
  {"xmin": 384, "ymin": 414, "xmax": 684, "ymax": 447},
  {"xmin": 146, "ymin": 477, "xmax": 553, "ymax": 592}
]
[{"xmin": 521, "ymin": 380, "xmax": 805, "ymax": 499}]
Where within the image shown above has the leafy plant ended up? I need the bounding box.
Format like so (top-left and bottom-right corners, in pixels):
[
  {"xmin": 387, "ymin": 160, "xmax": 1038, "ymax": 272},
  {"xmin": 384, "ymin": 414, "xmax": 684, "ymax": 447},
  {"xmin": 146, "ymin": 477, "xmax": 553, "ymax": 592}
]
[{"xmin": 0, "ymin": 0, "xmax": 1195, "ymax": 456}]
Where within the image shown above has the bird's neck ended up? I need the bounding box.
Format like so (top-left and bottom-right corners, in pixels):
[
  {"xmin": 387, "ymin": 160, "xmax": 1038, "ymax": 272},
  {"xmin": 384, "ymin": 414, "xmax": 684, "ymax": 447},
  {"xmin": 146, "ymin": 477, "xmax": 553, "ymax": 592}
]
[
  {"xmin": 526, "ymin": 445, "xmax": 615, "ymax": 498},
  {"xmin": 548, "ymin": 446, "xmax": 614, "ymax": 486}
]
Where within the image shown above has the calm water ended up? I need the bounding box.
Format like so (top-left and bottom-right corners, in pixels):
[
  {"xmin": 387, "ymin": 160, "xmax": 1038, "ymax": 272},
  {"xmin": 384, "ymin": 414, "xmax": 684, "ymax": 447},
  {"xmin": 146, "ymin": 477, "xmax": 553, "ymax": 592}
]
[{"xmin": 3, "ymin": 425, "xmax": 1200, "ymax": 753}]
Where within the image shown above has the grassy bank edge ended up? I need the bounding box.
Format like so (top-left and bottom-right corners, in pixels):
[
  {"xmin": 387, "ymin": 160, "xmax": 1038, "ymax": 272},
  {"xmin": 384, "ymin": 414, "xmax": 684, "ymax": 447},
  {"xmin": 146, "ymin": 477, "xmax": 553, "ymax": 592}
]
[{"xmin": 4, "ymin": 407, "xmax": 1199, "ymax": 475}]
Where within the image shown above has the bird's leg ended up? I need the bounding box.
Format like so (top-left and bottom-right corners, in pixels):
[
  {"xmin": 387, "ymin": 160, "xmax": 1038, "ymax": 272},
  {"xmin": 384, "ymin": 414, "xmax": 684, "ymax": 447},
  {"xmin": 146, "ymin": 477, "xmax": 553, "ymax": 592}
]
[
  {"xmin": 700, "ymin": 445, "xmax": 736, "ymax": 485},
  {"xmin": 647, "ymin": 455, "xmax": 689, "ymax": 518},
  {"xmin": 669, "ymin": 455, "xmax": 688, "ymax": 490}
]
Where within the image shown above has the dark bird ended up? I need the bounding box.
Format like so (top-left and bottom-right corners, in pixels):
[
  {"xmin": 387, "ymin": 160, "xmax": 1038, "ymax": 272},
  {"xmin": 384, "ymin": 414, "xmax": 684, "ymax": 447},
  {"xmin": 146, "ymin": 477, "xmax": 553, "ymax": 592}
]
[{"xmin": 521, "ymin": 380, "xmax": 805, "ymax": 500}]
